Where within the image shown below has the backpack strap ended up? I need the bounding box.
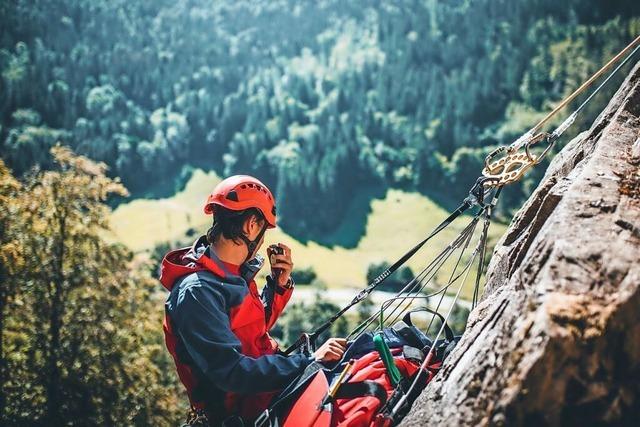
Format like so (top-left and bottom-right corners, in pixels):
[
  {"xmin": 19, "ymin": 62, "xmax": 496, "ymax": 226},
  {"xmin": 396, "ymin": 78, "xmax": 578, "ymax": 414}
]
[
  {"xmin": 402, "ymin": 308, "xmax": 454, "ymax": 342},
  {"xmin": 333, "ymin": 380, "xmax": 388, "ymax": 406}
]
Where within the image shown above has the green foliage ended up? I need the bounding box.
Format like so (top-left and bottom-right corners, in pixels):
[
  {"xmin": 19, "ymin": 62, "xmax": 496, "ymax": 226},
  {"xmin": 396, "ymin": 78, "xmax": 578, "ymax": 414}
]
[
  {"xmin": 290, "ymin": 266, "xmax": 317, "ymax": 285},
  {"xmin": 0, "ymin": 149, "xmax": 182, "ymax": 425},
  {"xmin": 1, "ymin": 1, "xmax": 638, "ymax": 238}
]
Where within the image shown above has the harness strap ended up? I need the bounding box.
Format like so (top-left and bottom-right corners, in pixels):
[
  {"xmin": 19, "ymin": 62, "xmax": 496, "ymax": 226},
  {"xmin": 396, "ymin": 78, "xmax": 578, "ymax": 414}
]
[{"xmin": 402, "ymin": 308, "xmax": 454, "ymax": 342}]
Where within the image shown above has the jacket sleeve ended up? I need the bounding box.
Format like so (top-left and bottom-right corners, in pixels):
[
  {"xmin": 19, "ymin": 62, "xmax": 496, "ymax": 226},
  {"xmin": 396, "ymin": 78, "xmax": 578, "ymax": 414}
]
[
  {"xmin": 170, "ymin": 280, "xmax": 311, "ymax": 394},
  {"xmin": 261, "ymin": 275, "xmax": 294, "ymax": 330}
]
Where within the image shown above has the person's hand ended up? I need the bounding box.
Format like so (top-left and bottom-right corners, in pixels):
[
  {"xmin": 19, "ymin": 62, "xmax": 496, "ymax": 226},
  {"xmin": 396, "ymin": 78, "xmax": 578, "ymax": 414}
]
[
  {"xmin": 313, "ymin": 338, "xmax": 347, "ymax": 363},
  {"xmin": 268, "ymin": 243, "xmax": 293, "ymax": 287}
]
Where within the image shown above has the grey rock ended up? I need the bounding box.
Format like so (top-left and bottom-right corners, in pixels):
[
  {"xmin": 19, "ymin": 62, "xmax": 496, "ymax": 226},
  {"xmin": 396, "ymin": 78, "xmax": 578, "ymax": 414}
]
[{"xmin": 402, "ymin": 62, "xmax": 640, "ymax": 426}]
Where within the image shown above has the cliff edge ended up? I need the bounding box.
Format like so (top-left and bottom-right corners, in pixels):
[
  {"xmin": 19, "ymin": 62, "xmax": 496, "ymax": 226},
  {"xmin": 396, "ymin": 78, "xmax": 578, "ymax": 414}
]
[{"xmin": 403, "ymin": 62, "xmax": 640, "ymax": 426}]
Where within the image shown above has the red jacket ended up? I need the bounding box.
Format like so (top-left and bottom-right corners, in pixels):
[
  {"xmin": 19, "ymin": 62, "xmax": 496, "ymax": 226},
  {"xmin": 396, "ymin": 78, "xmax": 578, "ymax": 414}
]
[{"xmin": 160, "ymin": 236, "xmax": 312, "ymax": 423}]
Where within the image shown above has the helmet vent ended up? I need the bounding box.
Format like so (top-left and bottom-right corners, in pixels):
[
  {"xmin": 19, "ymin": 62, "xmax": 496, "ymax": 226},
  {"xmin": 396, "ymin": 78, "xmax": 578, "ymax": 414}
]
[{"xmin": 226, "ymin": 190, "xmax": 239, "ymax": 202}]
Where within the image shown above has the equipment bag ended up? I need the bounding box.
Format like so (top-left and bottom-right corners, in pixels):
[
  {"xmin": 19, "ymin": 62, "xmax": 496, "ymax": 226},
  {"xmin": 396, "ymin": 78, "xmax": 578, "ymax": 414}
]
[{"xmin": 256, "ymin": 308, "xmax": 459, "ymax": 427}]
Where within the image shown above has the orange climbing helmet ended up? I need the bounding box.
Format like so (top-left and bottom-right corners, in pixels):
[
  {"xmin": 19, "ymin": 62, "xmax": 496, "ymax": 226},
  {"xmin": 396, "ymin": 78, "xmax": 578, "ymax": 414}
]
[{"xmin": 204, "ymin": 175, "xmax": 277, "ymax": 228}]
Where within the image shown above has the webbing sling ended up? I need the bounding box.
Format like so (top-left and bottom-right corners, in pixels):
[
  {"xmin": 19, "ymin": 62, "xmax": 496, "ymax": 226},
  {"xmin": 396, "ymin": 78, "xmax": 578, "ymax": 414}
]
[{"xmin": 333, "ymin": 380, "xmax": 388, "ymax": 405}]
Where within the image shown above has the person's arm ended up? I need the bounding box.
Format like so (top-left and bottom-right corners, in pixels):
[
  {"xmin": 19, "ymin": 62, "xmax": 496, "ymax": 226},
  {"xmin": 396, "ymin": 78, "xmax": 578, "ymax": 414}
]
[
  {"xmin": 261, "ymin": 275, "xmax": 294, "ymax": 330},
  {"xmin": 170, "ymin": 279, "xmax": 311, "ymax": 394}
]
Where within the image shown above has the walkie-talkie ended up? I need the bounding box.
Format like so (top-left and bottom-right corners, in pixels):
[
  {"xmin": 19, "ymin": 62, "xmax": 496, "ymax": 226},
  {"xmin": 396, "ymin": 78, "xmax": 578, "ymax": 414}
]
[{"xmin": 267, "ymin": 244, "xmax": 284, "ymax": 281}]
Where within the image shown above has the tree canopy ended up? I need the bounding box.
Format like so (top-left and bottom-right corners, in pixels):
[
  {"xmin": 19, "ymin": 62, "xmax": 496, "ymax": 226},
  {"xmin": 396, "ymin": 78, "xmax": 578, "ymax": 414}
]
[
  {"xmin": 1, "ymin": 1, "xmax": 639, "ymax": 238},
  {"xmin": 0, "ymin": 148, "xmax": 182, "ymax": 424}
]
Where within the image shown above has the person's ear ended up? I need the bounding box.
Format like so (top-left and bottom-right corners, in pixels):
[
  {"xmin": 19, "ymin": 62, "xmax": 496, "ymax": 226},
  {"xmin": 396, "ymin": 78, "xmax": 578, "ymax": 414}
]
[
  {"xmin": 243, "ymin": 215, "xmax": 258, "ymax": 238},
  {"xmin": 242, "ymin": 216, "xmax": 253, "ymax": 237}
]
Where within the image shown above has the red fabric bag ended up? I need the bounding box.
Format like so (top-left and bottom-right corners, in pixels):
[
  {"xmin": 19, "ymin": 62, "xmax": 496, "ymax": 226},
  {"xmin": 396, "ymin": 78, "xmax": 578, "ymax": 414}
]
[{"xmin": 281, "ymin": 348, "xmax": 442, "ymax": 427}]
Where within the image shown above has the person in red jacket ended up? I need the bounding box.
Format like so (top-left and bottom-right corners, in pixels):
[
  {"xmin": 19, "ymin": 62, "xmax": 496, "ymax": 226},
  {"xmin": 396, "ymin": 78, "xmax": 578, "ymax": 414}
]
[{"xmin": 160, "ymin": 175, "xmax": 346, "ymax": 425}]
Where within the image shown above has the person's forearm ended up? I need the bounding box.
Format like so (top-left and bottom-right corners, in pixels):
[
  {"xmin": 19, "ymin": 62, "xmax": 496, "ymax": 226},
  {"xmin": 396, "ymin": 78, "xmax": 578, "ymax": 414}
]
[{"xmin": 215, "ymin": 352, "xmax": 312, "ymax": 393}]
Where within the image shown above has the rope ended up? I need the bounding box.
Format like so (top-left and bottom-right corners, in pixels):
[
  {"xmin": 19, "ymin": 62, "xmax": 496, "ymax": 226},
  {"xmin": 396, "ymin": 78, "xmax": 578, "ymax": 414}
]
[
  {"xmin": 376, "ymin": 217, "xmax": 480, "ymax": 332},
  {"xmin": 423, "ymin": 219, "xmax": 478, "ymax": 334},
  {"xmin": 346, "ymin": 214, "xmax": 482, "ymax": 341},
  {"xmin": 379, "ymin": 189, "xmax": 498, "ymax": 333},
  {"xmin": 472, "ymin": 187, "xmax": 500, "ymax": 309},
  {"xmin": 284, "ymin": 191, "xmax": 480, "ymax": 354},
  {"xmin": 510, "ymin": 34, "xmax": 640, "ymax": 152},
  {"xmin": 389, "ymin": 221, "xmax": 486, "ymax": 417}
]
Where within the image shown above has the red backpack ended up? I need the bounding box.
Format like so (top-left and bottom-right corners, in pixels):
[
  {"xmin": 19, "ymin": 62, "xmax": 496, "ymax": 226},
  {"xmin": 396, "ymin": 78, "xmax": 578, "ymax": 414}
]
[{"xmin": 256, "ymin": 308, "xmax": 458, "ymax": 427}]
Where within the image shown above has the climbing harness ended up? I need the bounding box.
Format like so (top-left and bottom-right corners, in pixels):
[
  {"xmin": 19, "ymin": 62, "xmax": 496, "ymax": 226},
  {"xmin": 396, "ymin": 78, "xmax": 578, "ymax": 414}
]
[{"xmin": 261, "ymin": 34, "xmax": 640, "ymax": 426}]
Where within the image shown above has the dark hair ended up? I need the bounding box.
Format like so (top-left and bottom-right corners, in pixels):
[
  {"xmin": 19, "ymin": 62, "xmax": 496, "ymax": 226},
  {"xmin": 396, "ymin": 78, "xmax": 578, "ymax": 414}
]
[{"xmin": 206, "ymin": 206, "xmax": 265, "ymax": 245}]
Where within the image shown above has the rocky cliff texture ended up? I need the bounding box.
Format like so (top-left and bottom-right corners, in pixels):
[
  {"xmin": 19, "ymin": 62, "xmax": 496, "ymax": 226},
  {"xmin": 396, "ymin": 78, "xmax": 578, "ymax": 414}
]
[{"xmin": 403, "ymin": 62, "xmax": 640, "ymax": 426}]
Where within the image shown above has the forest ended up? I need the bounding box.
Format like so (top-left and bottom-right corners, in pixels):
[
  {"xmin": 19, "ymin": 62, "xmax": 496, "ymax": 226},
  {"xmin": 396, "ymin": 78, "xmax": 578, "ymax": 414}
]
[
  {"xmin": 2, "ymin": 1, "xmax": 639, "ymax": 237},
  {"xmin": 1, "ymin": 0, "xmax": 639, "ymax": 425}
]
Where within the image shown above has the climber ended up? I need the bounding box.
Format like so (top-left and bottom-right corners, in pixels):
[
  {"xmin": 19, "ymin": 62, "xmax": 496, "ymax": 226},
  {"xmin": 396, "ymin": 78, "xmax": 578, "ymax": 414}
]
[{"xmin": 159, "ymin": 175, "xmax": 346, "ymax": 426}]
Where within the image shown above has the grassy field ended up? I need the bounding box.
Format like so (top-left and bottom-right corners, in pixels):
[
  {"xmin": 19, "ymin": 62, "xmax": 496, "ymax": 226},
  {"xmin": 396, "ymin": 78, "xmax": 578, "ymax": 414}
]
[{"xmin": 109, "ymin": 169, "xmax": 507, "ymax": 299}]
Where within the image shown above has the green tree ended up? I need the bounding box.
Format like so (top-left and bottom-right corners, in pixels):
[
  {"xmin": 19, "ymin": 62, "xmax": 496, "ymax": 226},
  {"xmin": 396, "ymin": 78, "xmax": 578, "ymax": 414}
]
[
  {"xmin": 290, "ymin": 266, "xmax": 317, "ymax": 285},
  {"xmin": 2, "ymin": 146, "xmax": 182, "ymax": 425},
  {"xmin": 0, "ymin": 159, "xmax": 25, "ymax": 422}
]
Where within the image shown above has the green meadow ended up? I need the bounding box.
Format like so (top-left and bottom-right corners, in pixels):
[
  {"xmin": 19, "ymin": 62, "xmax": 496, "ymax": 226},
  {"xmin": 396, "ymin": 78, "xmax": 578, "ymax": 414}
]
[{"xmin": 109, "ymin": 169, "xmax": 507, "ymax": 299}]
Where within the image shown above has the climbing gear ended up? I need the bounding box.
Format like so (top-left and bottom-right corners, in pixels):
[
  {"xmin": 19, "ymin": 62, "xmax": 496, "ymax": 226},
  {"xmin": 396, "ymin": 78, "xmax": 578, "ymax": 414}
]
[
  {"xmin": 256, "ymin": 313, "xmax": 455, "ymax": 427},
  {"xmin": 204, "ymin": 175, "xmax": 277, "ymax": 227},
  {"xmin": 277, "ymin": 181, "xmax": 499, "ymax": 425},
  {"xmin": 483, "ymin": 34, "xmax": 640, "ymax": 187},
  {"xmin": 374, "ymin": 333, "xmax": 403, "ymax": 387},
  {"xmin": 327, "ymin": 360, "xmax": 355, "ymax": 400},
  {"xmin": 204, "ymin": 174, "xmax": 276, "ymax": 262},
  {"xmin": 283, "ymin": 176, "xmax": 496, "ymax": 356}
]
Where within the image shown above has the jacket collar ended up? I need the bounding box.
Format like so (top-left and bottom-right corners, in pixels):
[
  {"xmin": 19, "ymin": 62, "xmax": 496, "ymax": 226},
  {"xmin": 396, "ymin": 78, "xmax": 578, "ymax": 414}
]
[{"xmin": 160, "ymin": 235, "xmax": 265, "ymax": 290}]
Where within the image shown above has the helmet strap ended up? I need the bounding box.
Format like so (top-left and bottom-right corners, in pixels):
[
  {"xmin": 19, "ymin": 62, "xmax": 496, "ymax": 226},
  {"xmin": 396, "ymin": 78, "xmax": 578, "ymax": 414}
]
[{"xmin": 239, "ymin": 222, "xmax": 268, "ymax": 264}]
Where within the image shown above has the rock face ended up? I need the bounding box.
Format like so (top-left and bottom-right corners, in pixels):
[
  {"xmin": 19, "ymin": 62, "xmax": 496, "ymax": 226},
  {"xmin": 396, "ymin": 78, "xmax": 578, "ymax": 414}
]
[{"xmin": 402, "ymin": 63, "xmax": 640, "ymax": 426}]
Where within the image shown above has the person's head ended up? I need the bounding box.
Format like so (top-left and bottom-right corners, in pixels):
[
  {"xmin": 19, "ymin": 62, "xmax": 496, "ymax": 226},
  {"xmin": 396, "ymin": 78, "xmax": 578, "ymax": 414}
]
[
  {"xmin": 206, "ymin": 206, "xmax": 267, "ymax": 255},
  {"xmin": 204, "ymin": 175, "xmax": 276, "ymax": 262}
]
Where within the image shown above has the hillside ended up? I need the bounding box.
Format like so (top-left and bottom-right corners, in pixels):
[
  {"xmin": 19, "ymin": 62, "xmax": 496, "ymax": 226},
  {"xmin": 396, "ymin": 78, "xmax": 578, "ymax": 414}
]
[{"xmin": 109, "ymin": 172, "xmax": 505, "ymax": 298}]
